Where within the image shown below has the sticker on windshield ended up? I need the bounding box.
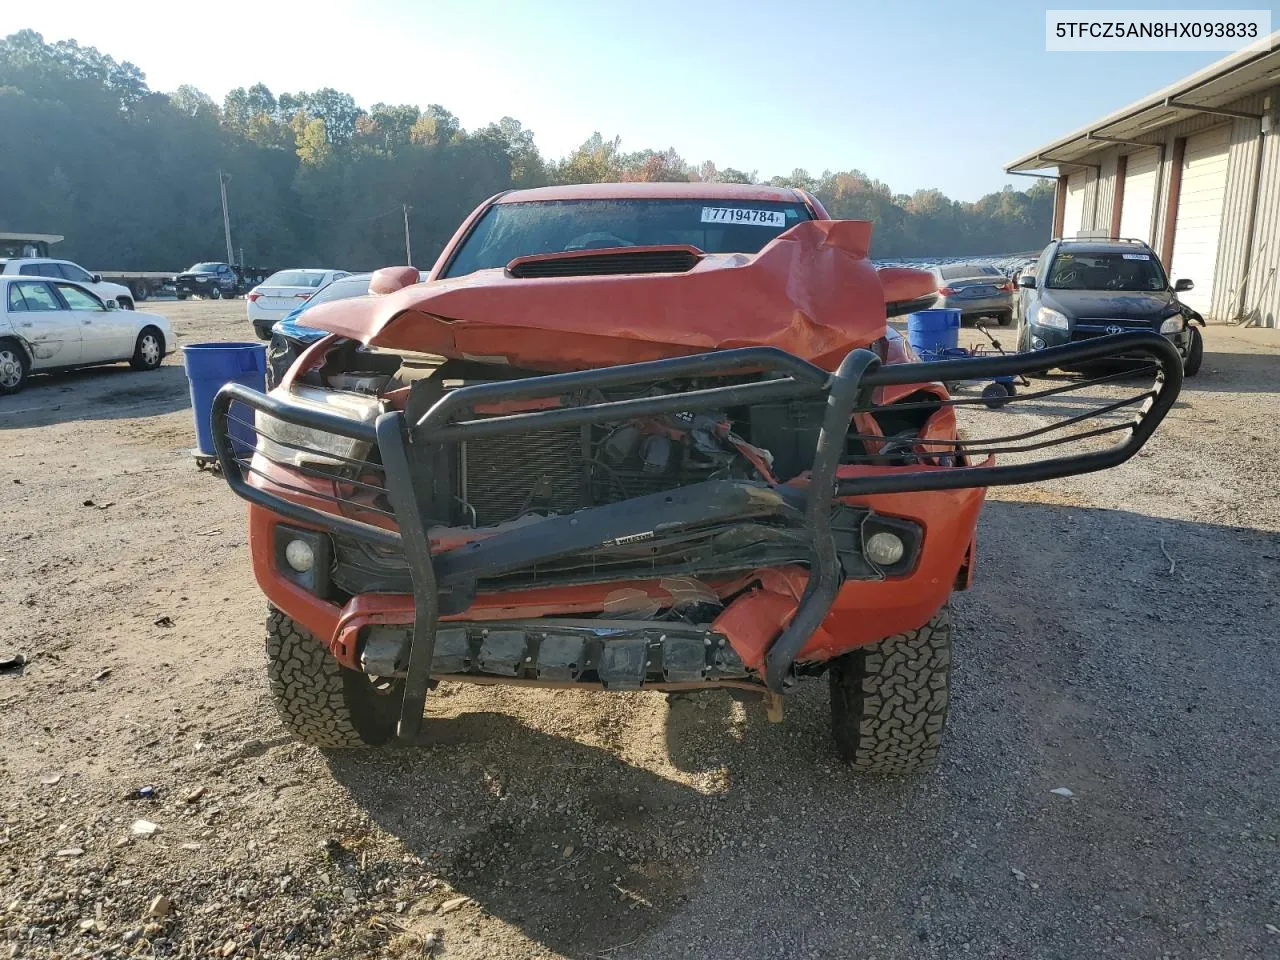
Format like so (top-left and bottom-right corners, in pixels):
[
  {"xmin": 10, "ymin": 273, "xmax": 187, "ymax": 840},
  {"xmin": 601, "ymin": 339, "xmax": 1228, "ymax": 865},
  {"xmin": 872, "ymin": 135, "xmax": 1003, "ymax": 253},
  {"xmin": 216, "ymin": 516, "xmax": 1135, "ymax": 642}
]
[
  {"xmin": 1122, "ymin": 253, "xmax": 1151, "ymax": 260},
  {"xmin": 700, "ymin": 207, "xmax": 787, "ymax": 227}
]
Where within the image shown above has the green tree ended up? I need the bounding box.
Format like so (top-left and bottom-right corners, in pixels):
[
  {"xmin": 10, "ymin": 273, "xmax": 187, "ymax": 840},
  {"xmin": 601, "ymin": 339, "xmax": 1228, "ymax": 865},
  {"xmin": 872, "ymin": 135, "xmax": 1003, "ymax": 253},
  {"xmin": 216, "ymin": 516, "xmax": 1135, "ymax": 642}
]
[{"xmin": 0, "ymin": 29, "xmax": 1052, "ymax": 272}]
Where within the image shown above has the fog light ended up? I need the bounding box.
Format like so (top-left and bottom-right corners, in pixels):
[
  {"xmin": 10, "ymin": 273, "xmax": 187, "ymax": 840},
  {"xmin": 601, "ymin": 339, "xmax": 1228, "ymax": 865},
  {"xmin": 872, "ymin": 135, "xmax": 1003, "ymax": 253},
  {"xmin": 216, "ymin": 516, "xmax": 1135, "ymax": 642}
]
[
  {"xmin": 284, "ymin": 538, "xmax": 315, "ymax": 573},
  {"xmin": 1031, "ymin": 336, "xmax": 1045, "ymax": 350},
  {"xmin": 865, "ymin": 531, "xmax": 905, "ymax": 566}
]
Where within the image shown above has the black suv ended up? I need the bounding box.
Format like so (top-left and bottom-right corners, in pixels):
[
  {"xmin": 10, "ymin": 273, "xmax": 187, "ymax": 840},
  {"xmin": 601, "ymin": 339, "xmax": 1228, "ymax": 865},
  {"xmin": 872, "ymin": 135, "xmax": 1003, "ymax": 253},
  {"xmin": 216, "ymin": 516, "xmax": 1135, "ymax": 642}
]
[{"xmin": 1014, "ymin": 239, "xmax": 1203, "ymax": 376}]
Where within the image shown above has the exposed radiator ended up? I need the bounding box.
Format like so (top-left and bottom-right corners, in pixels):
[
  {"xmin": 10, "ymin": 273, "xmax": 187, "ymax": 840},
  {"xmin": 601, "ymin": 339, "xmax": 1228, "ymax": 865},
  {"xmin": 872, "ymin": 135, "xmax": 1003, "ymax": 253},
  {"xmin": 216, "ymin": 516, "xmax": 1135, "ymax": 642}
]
[{"xmin": 460, "ymin": 428, "xmax": 585, "ymax": 526}]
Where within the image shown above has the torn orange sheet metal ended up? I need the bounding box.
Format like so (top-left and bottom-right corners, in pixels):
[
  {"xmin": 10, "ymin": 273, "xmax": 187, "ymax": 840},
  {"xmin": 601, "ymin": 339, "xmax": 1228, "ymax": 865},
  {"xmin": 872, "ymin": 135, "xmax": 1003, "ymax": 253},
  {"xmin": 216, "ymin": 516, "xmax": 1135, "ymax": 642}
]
[{"xmin": 301, "ymin": 220, "xmax": 936, "ymax": 372}]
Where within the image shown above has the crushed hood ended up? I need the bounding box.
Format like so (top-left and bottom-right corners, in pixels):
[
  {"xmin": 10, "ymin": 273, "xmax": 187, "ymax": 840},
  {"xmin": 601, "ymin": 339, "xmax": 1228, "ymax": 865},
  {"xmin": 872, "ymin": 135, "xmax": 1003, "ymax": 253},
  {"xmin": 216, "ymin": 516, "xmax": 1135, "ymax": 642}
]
[{"xmin": 303, "ymin": 220, "xmax": 930, "ymax": 371}]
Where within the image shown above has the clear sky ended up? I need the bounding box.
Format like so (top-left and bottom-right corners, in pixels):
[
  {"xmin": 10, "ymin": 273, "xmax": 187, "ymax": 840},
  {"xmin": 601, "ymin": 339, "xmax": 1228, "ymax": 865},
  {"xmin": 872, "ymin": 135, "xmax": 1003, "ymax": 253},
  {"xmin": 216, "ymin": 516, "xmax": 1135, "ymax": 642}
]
[{"xmin": 12, "ymin": 0, "xmax": 1264, "ymax": 199}]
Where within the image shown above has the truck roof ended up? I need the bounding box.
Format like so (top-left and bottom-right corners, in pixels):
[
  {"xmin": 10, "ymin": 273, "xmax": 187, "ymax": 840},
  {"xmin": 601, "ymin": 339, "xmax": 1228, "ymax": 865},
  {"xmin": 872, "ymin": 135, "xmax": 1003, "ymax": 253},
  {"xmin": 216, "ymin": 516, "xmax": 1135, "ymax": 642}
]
[{"xmin": 496, "ymin": 182, "xmax": 809, "ymax": 205}]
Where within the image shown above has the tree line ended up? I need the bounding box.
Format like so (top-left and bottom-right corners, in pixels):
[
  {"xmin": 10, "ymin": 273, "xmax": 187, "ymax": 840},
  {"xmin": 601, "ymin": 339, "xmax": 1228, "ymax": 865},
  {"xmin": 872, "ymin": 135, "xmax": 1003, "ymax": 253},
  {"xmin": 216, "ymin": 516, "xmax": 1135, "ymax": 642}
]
[{"xmin": 0, "ymin": 30, "xmax": 1054, "ymax": 272}]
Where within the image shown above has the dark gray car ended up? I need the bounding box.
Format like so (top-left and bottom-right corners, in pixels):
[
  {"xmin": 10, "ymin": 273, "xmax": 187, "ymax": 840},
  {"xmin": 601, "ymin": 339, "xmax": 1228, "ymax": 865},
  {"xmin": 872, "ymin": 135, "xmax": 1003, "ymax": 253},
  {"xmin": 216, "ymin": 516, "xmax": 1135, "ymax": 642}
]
[{"xmin": 929, "ymin": 262, "xmax": 1015, "ymax": 325}]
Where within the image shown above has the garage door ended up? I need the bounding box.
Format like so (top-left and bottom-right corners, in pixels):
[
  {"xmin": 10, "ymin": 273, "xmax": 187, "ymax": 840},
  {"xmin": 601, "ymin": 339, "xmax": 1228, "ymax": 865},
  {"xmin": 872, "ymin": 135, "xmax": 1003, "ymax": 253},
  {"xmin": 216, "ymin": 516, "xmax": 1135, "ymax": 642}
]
[
  {"xmin": 1170, "ymin": 125, "xmax": 1230, "ymax": 316},
  {"xmin": 1061, "ymin": 171, "xmax": 1087, "ymax": 238},
  {"xmin": 1118, "ymin": 147, "xmax": 1159, "ymax": 244}
]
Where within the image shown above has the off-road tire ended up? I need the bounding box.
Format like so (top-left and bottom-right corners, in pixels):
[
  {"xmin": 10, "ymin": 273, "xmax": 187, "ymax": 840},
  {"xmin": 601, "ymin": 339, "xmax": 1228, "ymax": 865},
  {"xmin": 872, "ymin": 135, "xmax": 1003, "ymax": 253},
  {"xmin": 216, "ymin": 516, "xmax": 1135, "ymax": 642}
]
[
  {"xmin": 828, "ymin": 605, "xmax": 952, "ymax": 774},
  {"xmin": 208, "ymin": 286, "xmax": 222, "ymax": 300},
  {"xmin": 265, "ymin": 607, "xmax": 402, "ymax": 747},
  {"xmin": 116, "ymin": 297, "xmax": 134, "ymax": 310},
  {"xmin": 1184, "ymin": 326, "xmax": 1203, "ymax": 377}
]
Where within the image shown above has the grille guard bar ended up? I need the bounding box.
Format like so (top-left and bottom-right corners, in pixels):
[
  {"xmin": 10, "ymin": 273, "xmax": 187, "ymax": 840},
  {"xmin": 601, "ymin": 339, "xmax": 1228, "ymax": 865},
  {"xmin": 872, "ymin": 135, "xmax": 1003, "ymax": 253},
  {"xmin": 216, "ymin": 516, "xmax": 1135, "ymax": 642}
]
[{"xmin": 212, "ymin": 332, "xmax": 1183, "ymax": 733}]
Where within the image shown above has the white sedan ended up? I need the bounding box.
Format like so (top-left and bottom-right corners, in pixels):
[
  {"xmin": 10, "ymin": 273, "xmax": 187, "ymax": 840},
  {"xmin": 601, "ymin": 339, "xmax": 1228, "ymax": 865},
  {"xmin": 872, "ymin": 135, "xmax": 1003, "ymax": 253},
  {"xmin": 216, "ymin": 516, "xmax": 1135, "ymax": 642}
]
[
  {"xmin": 246, "ymin": 269, "xmax": 347, "ymax": 340},
  {"xmin": 0, "ymin": 276, "xmax": 174, "ymax": 395}
]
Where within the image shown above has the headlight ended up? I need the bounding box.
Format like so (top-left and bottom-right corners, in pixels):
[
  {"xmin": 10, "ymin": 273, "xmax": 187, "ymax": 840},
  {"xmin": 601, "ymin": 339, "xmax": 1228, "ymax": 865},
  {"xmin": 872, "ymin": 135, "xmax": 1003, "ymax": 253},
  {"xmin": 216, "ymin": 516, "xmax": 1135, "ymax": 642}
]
[
  {"xmin": 1159, "ymin": 314, "xmax": 1185, "ymax": 334},
  {"xmin": 255, "ymin": 386, "xmax": 383, "ymax": 469},
  {"xmin": 1035, "ymin": 306, "xmax": 1069, "ymax": 330}
]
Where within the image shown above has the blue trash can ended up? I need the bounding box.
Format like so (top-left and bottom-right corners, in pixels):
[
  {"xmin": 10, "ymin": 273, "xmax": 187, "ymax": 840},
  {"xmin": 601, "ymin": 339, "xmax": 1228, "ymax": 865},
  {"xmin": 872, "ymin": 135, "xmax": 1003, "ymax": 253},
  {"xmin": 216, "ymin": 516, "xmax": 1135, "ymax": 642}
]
[
  {"xmin": 182, "ymin": 342, "xmax": 267, "ymax": 457},
  {"xmin": 906, "ymin": 309, "xmax": 961, "ymax": 359}
]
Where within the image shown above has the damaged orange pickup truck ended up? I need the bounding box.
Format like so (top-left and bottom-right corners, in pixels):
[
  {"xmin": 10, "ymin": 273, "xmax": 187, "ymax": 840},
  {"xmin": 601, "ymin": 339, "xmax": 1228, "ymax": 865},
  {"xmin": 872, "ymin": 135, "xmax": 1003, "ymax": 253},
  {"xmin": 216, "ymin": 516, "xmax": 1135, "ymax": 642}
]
[{"xmin": 212, "ymin": 183, "xmax": 1181, "ymax": 773}]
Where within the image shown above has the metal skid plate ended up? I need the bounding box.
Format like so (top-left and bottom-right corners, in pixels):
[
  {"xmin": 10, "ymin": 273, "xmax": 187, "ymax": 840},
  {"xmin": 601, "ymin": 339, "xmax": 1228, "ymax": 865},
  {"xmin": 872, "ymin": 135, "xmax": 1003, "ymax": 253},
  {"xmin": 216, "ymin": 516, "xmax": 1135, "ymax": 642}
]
[
  {"xmin": 476, "ymin": 630, "xmax": 528, "ymax": 676},
  {"xmin": 597, "ymin": 639, "xmax": 650, "ymax": 690},
  {"xmin": 359, "ymin": 620, "xmax": 752, "ymax": 689},
  {"xmin": 536, "ymin": 634, "xmax": 588, "ymax": 681}
]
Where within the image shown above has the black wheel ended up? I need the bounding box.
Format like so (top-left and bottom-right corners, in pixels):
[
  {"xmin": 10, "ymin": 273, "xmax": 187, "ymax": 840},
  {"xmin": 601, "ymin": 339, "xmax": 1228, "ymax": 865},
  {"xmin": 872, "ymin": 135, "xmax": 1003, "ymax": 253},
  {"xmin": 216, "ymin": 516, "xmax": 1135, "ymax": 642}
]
[
  {"xmin": 116, "ymin": 297, "xmax": 134, "ymax": 310},
  {"xmin": 828, "ymin": 605, "xmax": 952, "ymax": 774},
  {"xmin": 131, "ymin": 282, "xmax": 150, "ymax": 302},
  {"xmin": 266, "ymin": 607, "xmax": 403, "ymax": 747},
  {"xmin": 0, "ymin": 338, "xmax": 29, "ymax": 395},
  {"xmin": 130, "ymin": 326, "xmax": 164, "ymax": 371},
  {"xmin": 176, "ymin": 292, "xmax": 189, "ymax": 301},
  {"xmin": 209, "ymin": 286, "xmax": 222, "ymax": 300},
  {"xmin": 1183, "ymin": 326, "xmax": 1203, "ymax": 377},
  {"xmin": 981, "ymin": 382, "xmax": 1011, "ymax": 409}
]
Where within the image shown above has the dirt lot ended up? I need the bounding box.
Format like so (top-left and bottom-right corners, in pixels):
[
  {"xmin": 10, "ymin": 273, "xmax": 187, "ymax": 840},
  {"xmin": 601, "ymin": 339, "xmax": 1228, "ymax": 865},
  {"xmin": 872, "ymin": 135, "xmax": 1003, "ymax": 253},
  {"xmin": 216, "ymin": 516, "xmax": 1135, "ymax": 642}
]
[{"xmin": 1, "ymin": 300, "xmax": 1278, "ymax": 960}]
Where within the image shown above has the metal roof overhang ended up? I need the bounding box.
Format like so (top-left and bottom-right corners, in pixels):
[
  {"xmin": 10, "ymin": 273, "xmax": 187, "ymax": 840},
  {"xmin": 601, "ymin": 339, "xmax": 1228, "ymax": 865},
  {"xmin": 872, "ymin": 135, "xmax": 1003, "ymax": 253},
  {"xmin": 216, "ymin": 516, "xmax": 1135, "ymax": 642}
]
[
  {"xmin": 0, "ymin": 232, "xmax": 64, "ymax": 245},
  {"xmin": 1006, "ymin": 32, "xmax": 1280, "ymax": 173}
]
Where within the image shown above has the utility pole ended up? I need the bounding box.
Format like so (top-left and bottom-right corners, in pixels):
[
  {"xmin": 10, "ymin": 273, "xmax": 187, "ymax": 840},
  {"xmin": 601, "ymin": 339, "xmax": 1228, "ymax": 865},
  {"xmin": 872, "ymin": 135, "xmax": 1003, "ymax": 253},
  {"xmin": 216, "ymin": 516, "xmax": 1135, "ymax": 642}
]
[
  {"xmin": 218, "ymin": 171, "xmax": 234, "ymax": 265},
  {"xmin": 403, "ymin": 204, "xmax": 413, "ymax": 266}
]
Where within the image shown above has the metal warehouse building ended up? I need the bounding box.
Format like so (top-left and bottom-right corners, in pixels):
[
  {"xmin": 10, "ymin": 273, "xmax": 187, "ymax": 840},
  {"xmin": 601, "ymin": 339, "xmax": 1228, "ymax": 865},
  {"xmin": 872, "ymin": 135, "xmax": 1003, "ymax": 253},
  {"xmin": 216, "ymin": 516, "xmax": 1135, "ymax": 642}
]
[{"xmin": 1006, "ymin": 34, "xmax": 1280, "ymax": 326}]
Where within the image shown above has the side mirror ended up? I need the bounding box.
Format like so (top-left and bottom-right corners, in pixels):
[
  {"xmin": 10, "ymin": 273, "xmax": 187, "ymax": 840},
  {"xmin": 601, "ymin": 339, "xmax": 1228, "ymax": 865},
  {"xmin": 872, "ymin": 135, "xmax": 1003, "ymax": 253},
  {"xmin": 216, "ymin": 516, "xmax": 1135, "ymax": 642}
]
[
  {"xmin": 369, "ymin": 265, "xmax": 421, "ymax": 295},
  {"xmin": 1018, "ymin": 275, "xmax": 1037, "ymax": 289},
  {"xmin": 105, "ymin": 300, "xmax": 118, "ymax": 311},
  {"xmin": 1174, "ymin": 278, "xmax": 1194, "ymax": 292},
  {"xmin": 92, "ymin": 273, "xmax": 102, "ymax": 283}
]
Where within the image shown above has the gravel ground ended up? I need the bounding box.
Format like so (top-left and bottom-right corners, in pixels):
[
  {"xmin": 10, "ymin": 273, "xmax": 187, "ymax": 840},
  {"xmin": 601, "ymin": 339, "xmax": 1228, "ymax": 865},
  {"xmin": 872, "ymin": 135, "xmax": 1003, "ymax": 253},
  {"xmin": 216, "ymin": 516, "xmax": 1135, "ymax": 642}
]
[{"xmin": 1, "ymin": 301, "xmax": 1277, "ymax": 960}]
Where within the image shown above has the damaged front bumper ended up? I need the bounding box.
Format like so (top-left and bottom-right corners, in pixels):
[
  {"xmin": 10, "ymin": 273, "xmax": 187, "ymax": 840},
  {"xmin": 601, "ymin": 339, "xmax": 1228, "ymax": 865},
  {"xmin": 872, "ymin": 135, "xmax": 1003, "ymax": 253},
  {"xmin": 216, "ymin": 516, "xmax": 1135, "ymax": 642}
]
[{"xmin": 212, "ymin": 335, "xmax": 1182, "ymax": 739}]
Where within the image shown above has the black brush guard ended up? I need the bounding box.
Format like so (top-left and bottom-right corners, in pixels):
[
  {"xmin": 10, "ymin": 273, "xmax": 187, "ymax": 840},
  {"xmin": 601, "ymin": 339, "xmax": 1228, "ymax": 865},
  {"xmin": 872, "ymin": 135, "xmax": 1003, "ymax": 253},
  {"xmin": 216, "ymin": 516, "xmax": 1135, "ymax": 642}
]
[{"xmin": 211, "ymin": 333, "xmax": 1183, "ymax": 738}]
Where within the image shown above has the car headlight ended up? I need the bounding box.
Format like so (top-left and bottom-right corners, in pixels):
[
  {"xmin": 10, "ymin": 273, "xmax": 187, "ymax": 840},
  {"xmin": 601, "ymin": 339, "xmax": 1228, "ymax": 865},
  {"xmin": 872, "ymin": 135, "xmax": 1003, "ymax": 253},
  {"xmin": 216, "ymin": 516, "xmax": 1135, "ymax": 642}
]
[
  {"xmin": 1159, "ymin": 314, "xmax": 1185, "ymax": 334},
  {"xmin": 1035, "ymin": 306, "xmax": 1069, "ymax": 330},
  {"xmin": 255, "ymin": 386, "xmax": 382, "ymax": 469}
]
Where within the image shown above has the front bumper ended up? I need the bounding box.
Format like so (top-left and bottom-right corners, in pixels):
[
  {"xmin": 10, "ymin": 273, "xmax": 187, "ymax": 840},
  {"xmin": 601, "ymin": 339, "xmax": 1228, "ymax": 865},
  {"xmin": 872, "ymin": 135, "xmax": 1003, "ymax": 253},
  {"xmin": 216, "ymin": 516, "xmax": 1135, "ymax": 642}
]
[
  {"xmin": 174, "ymin": 278, "xmax": 223, "ymax": 295},
  {"xmin": 1029, "ymin": 321, "xmax": 1192, "ymax": 358},
  {"xmin": 213, "ymin": 335, "xmax": 1182, "ymax": 739}
]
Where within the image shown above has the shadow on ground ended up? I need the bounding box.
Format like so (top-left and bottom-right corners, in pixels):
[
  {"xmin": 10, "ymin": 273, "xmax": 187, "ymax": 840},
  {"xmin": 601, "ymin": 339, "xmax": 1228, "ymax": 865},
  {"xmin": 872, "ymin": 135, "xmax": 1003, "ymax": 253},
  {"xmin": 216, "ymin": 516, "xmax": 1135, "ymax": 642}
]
[
  {"xmin": 326, "ymin": 496, "xmax": 1278, "ymax": 960},
  {"xmin": 0, "ymin": 364, "xmax": 190, "ymax": 428}
]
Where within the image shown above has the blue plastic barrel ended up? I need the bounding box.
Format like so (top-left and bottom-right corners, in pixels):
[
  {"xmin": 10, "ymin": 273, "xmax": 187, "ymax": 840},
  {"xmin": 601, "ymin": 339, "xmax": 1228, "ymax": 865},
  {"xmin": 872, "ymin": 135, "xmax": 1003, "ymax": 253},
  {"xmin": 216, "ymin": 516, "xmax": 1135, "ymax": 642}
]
[
  {"xmin": 906, "ymin": 309, "xmax": 961, "ymax": 358},
  {"xmin": 182, "ymin": 342, "xmax": 267, "ymax": 457}
]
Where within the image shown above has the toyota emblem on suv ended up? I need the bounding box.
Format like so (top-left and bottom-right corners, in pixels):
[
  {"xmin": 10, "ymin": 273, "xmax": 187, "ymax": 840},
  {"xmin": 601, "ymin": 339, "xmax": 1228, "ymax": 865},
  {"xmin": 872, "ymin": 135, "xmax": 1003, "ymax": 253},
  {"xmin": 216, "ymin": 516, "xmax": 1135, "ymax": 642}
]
[{"xmin": 1105, "ymin": 324, "xmax": 1123, "ymax": 335}]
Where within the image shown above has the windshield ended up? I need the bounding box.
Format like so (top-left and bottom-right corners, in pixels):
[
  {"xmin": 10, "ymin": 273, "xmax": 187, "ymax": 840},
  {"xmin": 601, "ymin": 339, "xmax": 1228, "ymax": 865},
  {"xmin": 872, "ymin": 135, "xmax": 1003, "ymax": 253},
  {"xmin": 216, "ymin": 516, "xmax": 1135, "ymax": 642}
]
[
  {"xmin": 1047, "ymin": 251, "xmax": 1167, "ymax": 291},
  {"xmin": 188, "ymin": 262, "xmax": 223, "ymax": 273},
  {"xmin": 299, "ymin": 275, "xmax": 371, "ymax": 309},
  {"xmin": 443, "ymin": 199, "xmax": 813, "ymax": 278},
  {"xmin": 266, "ymin": 270, "xmax": 327, "ymax": 288}
]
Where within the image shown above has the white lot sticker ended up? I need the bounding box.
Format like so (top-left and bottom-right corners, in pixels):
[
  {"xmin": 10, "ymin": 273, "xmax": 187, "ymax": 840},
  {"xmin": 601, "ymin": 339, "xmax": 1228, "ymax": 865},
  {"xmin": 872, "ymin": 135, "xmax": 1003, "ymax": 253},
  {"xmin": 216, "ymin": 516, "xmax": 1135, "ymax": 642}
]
[
  {"xmin": 1122, "ymin": 253, "xmax": 1151, "ymax": 260},
  {"xmin": 700, "ymin": 207, "xmax": 787, "ymax": 227}
]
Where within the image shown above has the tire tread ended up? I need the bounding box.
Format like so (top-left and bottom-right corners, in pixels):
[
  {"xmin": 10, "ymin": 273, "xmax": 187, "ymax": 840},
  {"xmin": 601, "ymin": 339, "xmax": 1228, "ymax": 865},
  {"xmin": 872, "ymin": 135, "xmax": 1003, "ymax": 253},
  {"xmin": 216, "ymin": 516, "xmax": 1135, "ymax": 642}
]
[
  {"xmin": 828, "ymin": 606, "xmax": 952, "ymax": 774},
  {"xmin": 265, "ymin": 607, "xmax": 398, "ymax": 748}
]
